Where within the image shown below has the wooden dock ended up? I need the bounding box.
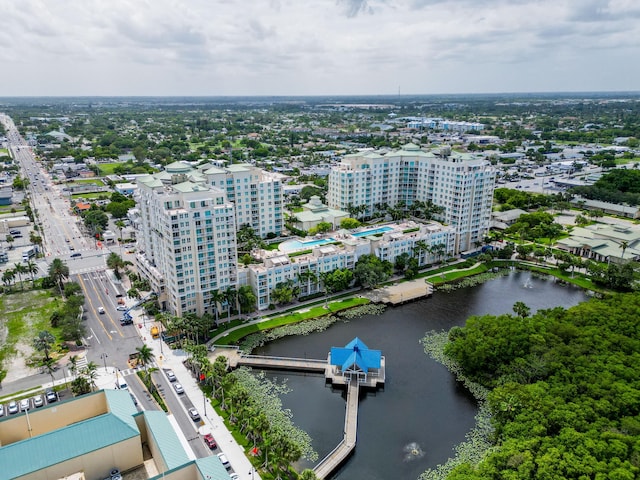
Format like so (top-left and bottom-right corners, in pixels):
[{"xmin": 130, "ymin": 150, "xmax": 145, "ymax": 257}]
[
  {"xmin": 234, "ymin": 354, "xmax": 327, "ymax": 372},
  {"xmin": 313, "ymin": 380, "xmax": 360, "ymax": 479}
]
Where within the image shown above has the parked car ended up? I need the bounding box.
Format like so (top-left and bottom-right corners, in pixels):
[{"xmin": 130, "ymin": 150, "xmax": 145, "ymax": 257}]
[
  {"xmin": 229, "ymin": 474, "xmax": 239, "ymax": 480},
  {"xmin": 8, "ymin": 401, "xmax": 19, "ymax": 414},
  {"xmin": 120, "ymin": 318, "xmax": 133, "ymax": 326},
  {"xmin": 203, "ymin": 433, "xmax": 216, "ymax": 449},
  {"xmin": 173, "ymin": 383, "xmax": 184, "ymax": 394},
  {"xmin": 165, "ymin": 370, "xmax": 177, "ymax": 382},
  {"xmin": 20, "ymin": 398, "xmax": 30, "ymax": 411},
  {"xmin": 45, "ymin": 388, "xmax": 58, "ymax": 403},
  {"xmin": 188, "ymin": 407, "xmax": 201, "ymax": 422},
  {"xmin": 116, "ymin": 305, "xmax": 128, "ymax": 311},
  {"xmin": 70, "ymin": 252, "xmax": 81, "ymax": 258},
  {"xmin": 9, "ymin": 229, "xmax": 20, "ymax": 235},
  {"xmin": 0, "ymin": 404, "xmax": 4, "ymax": 416},
  {"xmin": 33, "ymin": 395, "xmax": 44, "ymax": 408},
  {"xmin": 217, "ymin": 453, "xmax": 231, "ymax": 469}
]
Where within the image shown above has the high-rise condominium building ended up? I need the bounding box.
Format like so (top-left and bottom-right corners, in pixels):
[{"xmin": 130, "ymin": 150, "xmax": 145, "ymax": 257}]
[
  {"xmin": 135, "ymin": 161, "xmax": 283, "ymax": 315},
  {"xmin": 327, "ymin": 144, "xmax": 496, "ymax": 253}
]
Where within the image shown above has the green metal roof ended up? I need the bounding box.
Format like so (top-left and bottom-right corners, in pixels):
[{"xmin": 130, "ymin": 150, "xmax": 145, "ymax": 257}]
[
  {"xmin": 195, "ymin": 455, "xmax": 235, "ymax": 480},
  {"xmin": 144, "ymin": 410, "xmax": 191, "ymax": 471},
  {"xmin": 0, "ymin": 413, "xmax": 139, "ymax": 479},
  {"xmin": 104, "ymin": 388, "xmax": 139, "ymax": 431}
]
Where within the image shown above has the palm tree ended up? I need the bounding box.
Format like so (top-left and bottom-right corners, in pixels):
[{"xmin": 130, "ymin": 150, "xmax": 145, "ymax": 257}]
[
  {"xmin": 13, "ymin": 262, "xmax": 27, "ymax": 290},
  {"xmin": 237, "ymin": 285, "xmax": 257, "ymax": 314},
  {"xmin": 114, "ymin": 220, "xmax": 126, "ymax": 246},
  {"xmin": 224, "ymin": 286, "xmax": 238, "ymax": 320},
  {"xmin": 620, "ymin": 240, "xmax": 629, "ymax": 259},
  {"xmin": 25, "ymin": 260, "xmax": 39, "ymax": 286},
  {"xmin": 135, "ymin": 344, "xmax": 155, "ymax": 381},
  {"xmin": 106, "ymin": 252, "xmax": 125, "ymax": 280},
  {"xmin": 513, "ymin": 301, "xmax": 531, "ymax": 318},
  {"xmin": 48, "ymin": 258, "xmax": 70, "ymax": 295},
  {"xmin": 84, "ymin": 361, "xmax": 99, "ymax": 391},
  {"xmin": 209, "ymin": 289, "xmax": 224, "ymax": 326},
  {"xmin": 2, "ymin": 269, "xmax": 16, "ymax": 289},
  {"xmin": 33, "ymin": 330, "xmax": 56, "ymax": 362}
]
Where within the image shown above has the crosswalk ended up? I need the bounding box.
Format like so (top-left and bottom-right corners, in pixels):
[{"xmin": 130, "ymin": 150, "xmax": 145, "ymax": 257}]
[{"xmin": 120, "ymin": 361, "xmax": 157, "ymax": 377}]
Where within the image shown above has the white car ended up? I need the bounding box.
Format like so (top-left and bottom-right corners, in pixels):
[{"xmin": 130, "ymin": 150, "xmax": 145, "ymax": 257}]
[
  {"xmin": 8, "ymin": 401, "xmax": 18, "ymax": 414},
  {"xmin": 173, "ymin": 383, "xmax": 184, "ymax": 394},
  {"xmin": 33, "ymin": 395, "xmax": 44, "ymax": 408},
  {"xmin": 20, "ymin": 398, "xmax": 30, "ymax": 411},
  {"xmin": 0, "ymin": 404, "xmax": 4, "ymax": 416},
  {"xmin": 116, "ymin": 305, "xmax": 128, "ymax": 311},
  {"xmin": 165, "ymin": 370, "xmax": 177, "ymax": 382},
  {"xmin": 98, "ymin": 306, "xmax": 105, "ymax": 314},
  {"xmin": 217, "ymin": 452, "xmax": 230, "ymax": 469}
]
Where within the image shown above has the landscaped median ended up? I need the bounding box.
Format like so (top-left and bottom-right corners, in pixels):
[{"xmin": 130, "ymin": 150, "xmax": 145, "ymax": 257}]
[{"xmin": 212, "ymin": 297, "xmax": 370, "ymax": 347}]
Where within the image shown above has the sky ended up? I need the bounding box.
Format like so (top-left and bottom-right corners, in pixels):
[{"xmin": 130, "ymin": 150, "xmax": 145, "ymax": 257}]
[{"xmin": 1, "ymin": 0, "xmax": 639, "ymax": 97}]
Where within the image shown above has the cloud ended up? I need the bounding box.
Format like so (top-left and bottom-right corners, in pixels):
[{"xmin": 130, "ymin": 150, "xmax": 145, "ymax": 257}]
[{"xmin": 0, "ymin": 0, "xmax": 639, "ymax": 95}]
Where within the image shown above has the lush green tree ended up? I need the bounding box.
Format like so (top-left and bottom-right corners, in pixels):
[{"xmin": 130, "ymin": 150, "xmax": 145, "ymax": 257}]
[
  {"xmin": 339, "ymin": 217, "xmax": 361, "ymax": 229},
  {"xmin": 442, "ymin": 292, "xmax": 640, "ymax": 479},
  {"xmin": 353, "ymin": 254, "xmax": 393, "ymax": 289},
  {"xmin": 237, "ymin": 285, "xmax": 257, "ymax": 314}
]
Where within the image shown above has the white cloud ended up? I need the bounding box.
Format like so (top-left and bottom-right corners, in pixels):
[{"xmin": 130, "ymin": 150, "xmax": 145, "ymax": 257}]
[{"xmin": 0, "ymin": 0, "xmax": 638, "ymax": 95}]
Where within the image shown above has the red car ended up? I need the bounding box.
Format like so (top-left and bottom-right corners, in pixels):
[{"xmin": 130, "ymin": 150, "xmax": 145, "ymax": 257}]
[{"xmin": 203, "ymin": 434, "xmax": 217, "ymax": 449}]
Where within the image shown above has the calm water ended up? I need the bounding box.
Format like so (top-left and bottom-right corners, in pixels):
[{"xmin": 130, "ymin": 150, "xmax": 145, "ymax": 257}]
[{"xmin": 255, "ymin": 272, "xmax": 589, "ymax": 479}]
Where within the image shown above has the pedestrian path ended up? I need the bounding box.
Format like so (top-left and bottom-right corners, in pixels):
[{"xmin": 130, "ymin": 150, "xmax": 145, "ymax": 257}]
[{"xmin": 129, "ymin": 308, "xmax": 261, "ymax": 480}]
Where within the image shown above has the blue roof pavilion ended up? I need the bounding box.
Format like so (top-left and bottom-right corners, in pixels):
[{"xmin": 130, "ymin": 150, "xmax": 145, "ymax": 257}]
[{"xmin": 330, "ymin": 337, "xmax": 382, "ymax": 382}]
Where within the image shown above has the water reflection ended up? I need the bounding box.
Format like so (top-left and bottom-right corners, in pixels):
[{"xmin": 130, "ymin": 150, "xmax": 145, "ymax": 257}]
[{"xmin": 255, "ymin": 272, "xmax": 588, "ymax": 479}]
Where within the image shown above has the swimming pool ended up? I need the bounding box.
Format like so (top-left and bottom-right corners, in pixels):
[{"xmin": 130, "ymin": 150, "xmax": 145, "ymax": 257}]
[
  {"xmin": 351, "ymin": 226, "xmax": 393, "ymax": 237},
  {"xmin": 279, "ymin": 237, "xmax": 336, "ymax": 252}
]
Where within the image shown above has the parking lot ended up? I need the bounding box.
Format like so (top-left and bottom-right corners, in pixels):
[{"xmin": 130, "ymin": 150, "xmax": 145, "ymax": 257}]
[{"xmin": 0, "ymin": 388, "xmax": 61, "ymax": 417}]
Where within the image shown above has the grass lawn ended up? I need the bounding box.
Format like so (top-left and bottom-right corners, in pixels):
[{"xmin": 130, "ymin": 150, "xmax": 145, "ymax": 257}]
[
  {"xmin": 0, "ymin": 206, "xmax": 24, "ymax": 214},
  {"xmin": 0, "ymin": 148, "xmax": 9, "ymax": 156},
  {"xmin": 0, "ymin": 289, "xmax": 62, "ymax": 377},
  {"xmin": 214, "ymin": 297, "xmax": 369, "ymax": 346},
  {"xmin": 69, "ymin": 179, "xmax": 104, "ymax": 185},
  {"xmin": 71, "ymin": 192, "xmax": 110, "ymax": 200},
  {"xmin": 97, "ymin": 163, "xmax": 119, "ymax": 175}
]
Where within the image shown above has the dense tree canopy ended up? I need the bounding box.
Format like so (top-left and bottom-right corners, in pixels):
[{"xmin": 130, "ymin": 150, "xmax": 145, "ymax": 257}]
[{"xmin": 443, "ymin": 293, "xmax": 640, "ymax": 479}]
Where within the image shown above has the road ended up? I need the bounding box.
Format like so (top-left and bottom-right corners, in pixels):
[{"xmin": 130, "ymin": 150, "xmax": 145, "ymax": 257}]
[{"xmin": 1, "ymin": 114, "xmax": 251, "ymax": 476}]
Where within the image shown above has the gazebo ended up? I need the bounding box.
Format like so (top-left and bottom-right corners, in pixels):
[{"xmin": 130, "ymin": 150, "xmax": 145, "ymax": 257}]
[{"xmin": 330, "ymin": 337, "xmax": 382, "ymax": 383}]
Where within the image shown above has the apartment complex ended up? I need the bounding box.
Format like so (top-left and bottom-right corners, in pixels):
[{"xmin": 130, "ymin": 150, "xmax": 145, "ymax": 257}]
[
  {"xmin": 245, "ymin": 221, "xmax": 455, "ymax": 310},
  {"xmin": 135, "ymin": 161, "xmax": 283, "ymax": 316},
  {"xmin": 327, "ymin": 144, "xmax": 496, "ymax": 253}
]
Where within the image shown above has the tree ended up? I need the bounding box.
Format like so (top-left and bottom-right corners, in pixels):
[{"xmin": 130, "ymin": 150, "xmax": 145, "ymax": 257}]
[
  {"xmin": 106, "ymin": 252, "xmax": 125, "ymax": 279},
  {"xmin": 512, "ymin": 301, "xmax": 531, "ymax": 318},
  {"xmin": 340, "ymin": 217, "xmax": 361, "ymax": 230},
  {"xmin": 48, "ymin": 258, "xmax": 70, "ymax": 295},
  {"xmin": 619, "ymin": 240, "xmax": 629, "ymax": 259},
  {"xmin": 353, "ymin": 254, "xmax": 393, "ymax": 289},
  {"xmin": 33, "ymin": 330, "xmax": 56, "ymax": 362},
  {"xmin": 135, "ymin": 344, "xmax": 155, "ymax": 381},
  {"xmin": 237, "ymin": 285, "xmax": 257, "ymax": 314},
  {"xmin": 13, "ymin": 262, "xmax": 27, "ymax": 290},
  {"xmin": 210, "ymin": 289, "xmax": 225, "ymax": 326},
  {"xmin": 25, "ymin": 260, "xmax": 39, "ymax": 286}
]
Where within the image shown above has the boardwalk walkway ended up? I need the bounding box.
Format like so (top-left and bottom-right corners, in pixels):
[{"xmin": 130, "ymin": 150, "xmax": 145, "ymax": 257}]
[
  {"xmin": 234, "ymin": 354, "xmax": 327, "ymax": 372},
  {"xmin": 313, "ymin": 380, "xmax": 360, "ymax": 479}
]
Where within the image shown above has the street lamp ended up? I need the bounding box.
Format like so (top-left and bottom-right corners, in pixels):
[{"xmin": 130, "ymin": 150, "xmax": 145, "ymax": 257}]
[{"xmin": 101, "ymin": 353, "xmax": 108, "ymax": 373}]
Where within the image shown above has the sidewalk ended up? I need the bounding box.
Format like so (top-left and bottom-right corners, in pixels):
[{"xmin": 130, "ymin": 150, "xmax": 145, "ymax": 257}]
[{"xmin": 130, "ymin": 308, "xmax": 261, "ymax": 480}]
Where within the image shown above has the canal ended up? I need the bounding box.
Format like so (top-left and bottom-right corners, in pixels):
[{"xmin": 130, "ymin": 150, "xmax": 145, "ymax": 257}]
[{"xmin": 254, "ymin": 271, "xmax": 590, "ymax": 479}]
